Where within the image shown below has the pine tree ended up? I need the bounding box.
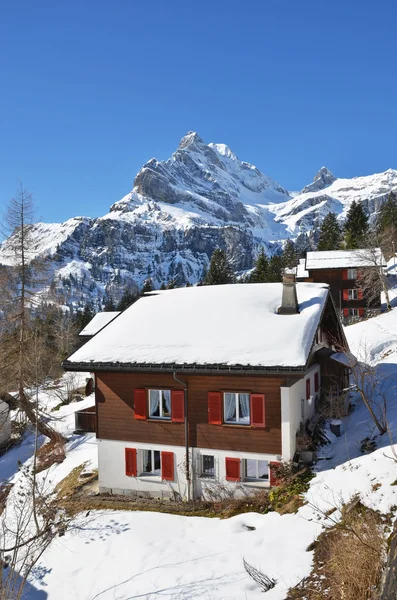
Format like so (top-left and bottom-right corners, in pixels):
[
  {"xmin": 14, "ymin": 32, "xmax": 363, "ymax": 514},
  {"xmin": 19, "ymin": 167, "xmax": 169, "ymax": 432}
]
[
  {"xmin": 141, "ymin": 278, "xmax": 154, "ymax": 295},
  {"xmin": 117, "ymin": 289, "xmax": 138, "ymax": 311},
  {"xmin": 250, "ymin": 247, "xmax": 269, "ymax": 283},
  {"xmin": 75, "ymin": 302, "xmax": 95, "ymax": 331},
  {"xmin": 103, "ymin": 295, "xmax": 116, "ymax": 311},
  {"xmin": 267, "ymin": 254, "xmax": 283, "ymax": 282},
  {"xmin": 376, "ymin": 192, "xmax": 397, "ymax": 258},
  {"xmin": 295, "ymin": 232, "xmax": 312, "ymax": 258},
  {"xmin": 344, "ymin": 200, "xmax": 369, "ymax": 249},
  {"xmin": 204, "ymin": 248, "xmax": 235, "ymax": 285},
  {"xmin": 282, "ymin": 239, "xmax": 298, "ymax": 269},
  {"xmin": 317, "ymin": 212, "xmax": 342, "ymax": 251}
]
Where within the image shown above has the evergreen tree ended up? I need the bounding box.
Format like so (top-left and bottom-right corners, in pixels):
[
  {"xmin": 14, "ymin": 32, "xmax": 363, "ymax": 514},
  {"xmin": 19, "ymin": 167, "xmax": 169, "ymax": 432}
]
[
  {"xmin": 160, "ymin": 282, "xmax": 166, "ymax": 291},
  {"xmin": 377, "ymin": 192, "xmax": 397, "ymax": 233},
  {"xmin": 75, "ymin": 302, "xmax": 95, "ymax": 331},
  {"xmin": 295, "ymin": 232, "xmax": 312, "ymax": 258},
  {"xmin": 117, "ymin": 289, "xmax": 138, "ymax": 311},
  {"xmin": 344, "ymin": 200, "xmax": 369, "ymax": 249},
  {"xmin": 249, "ymin": 247, "xmax": 269, "ymax": 283},
  {"xmin": 282, "ymin": 239, "xmax": 298, "ymax": 269},
  {"xmin": 267, "ymin": 254, "xmax": 283, "ymax": 282},
  {"xmin": 204, "ymin": 248, "xmax": 235, "ymax": 285},
  {"xmin": 103, "ymin": 295, "xmax": 116, "ymax": 311},
  {"xmin": 376, "ymin": 192, "xmax": 397, "ymax": 258},
  {"xmin": 317, "ymin": 212, "xmax": 342, "ymax": 251},
  {"xmin": 141, "ymin": 278, "xmax": 154, "ymax": 295}
]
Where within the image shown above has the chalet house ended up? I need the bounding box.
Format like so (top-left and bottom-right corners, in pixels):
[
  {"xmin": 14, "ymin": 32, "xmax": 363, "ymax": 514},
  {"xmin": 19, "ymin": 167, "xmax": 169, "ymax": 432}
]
[
  {"xmin": 63, "ymin": 281, "xmax": 349, "ymax": 500},
  {"xmin": 305, "ymin": 249, "xmax": 386, "ymax": 323}
]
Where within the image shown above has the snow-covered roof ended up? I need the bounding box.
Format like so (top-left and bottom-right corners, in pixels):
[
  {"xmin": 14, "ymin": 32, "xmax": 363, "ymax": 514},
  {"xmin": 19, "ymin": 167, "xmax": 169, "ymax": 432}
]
[
  {"xmin": 296, "ymin": 258, "xmax": 309, "ymax": 279},
  {"xmin": 67, "ymin": 283, "xmax": 330, "ymax": 370},
  {"xmin": 306, "ymin": 249, "xmax": 386, "ymax": 270},
  {"xmin": 79, "ymin": 312, "xmax": 121, "ymax": 337}
]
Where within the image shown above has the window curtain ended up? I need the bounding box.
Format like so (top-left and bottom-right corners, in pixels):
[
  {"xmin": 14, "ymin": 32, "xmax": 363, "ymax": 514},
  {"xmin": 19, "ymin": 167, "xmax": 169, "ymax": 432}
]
[
  {"xmin": 162, "ymin": 390, "xmax": 171, "ymax": 416},
  {"xmin": 149, "ymin": 390, "xmax": 160, "ymax": 416},
  {"xmin": 143, "ymin": 449, "xmax": 151, "ymax": 472},
  {"xmin": 239, "ymin": 393, "xmax": 250, "ymax": 421},
  {"xmin": 224, "ymin": 393, "xmax": 236, "ymax": 421}
]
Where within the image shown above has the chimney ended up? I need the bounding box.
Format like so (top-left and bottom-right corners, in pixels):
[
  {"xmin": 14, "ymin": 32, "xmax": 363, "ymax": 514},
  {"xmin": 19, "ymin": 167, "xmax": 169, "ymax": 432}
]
[{"xmin": 278, "ymin": 273, "xmax": 299, "ymax": 315}]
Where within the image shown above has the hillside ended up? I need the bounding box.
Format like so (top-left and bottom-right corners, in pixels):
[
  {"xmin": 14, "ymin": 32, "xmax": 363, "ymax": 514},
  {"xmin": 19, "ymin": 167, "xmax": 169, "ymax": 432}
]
[
  {"xmin": 1, "ymin": 132, "xmax": 397, "ymax": 308},
  {"xmin": 1, "ymin": 303, "xmax": 397, "ymax": 598}
]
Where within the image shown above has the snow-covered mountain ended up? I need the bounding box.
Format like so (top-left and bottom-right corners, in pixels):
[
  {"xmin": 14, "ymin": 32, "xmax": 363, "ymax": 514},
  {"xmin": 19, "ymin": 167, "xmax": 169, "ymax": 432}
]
[{"xmin": 1, "ymin": 131, "xmax": 397, "ymax": 309}]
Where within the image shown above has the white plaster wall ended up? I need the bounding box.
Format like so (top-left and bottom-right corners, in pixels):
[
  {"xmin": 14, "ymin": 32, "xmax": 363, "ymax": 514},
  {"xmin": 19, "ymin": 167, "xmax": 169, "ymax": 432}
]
[
  {"xmin": 98, "ymin": 439, "xmax": 279, "ymax": 500},
  {"xmin": 0, "ymin": 400, "xmax": 10, "ymax": 447},
  {"xmin": 98, "ymin": 439, "xmax": 189, "ymax": 499},
  {"xmin": 280, "ymin": 364, "xmax": 321, "ymax": 461},
  {"xmin": 192, "ymin": 447, "xmax": 279, "ymax": 499}
]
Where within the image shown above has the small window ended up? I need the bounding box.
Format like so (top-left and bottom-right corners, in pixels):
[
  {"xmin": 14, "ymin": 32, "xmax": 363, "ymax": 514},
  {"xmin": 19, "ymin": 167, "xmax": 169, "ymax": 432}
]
[
  {"xmin": 244, "ymin": 459, "xmax": 269, "ymax": 481},
  {"xmin": 141, "ymin": 449, "xmax": 161, "ymax": 476},
  {"xmin": 349, "ymin": 308, "xmax": 359, "ymax": 317},
  {"xmin": 224, "ymin": 392, "xmax": 250, "ymax": 425},
  {"xmin": 149, "ymin": 389, "xmax": 171, "ymax": 419},
  {"xmin": 347, "ymin": 268, "xmax": 357, "ymax": 279},
  {"xmin": 348, "ymin": 289, "xmax": 358, "ymax": 300},
  {"xmin": 200, "ymin": 455, "xmax": 215, "ymax": 478}
]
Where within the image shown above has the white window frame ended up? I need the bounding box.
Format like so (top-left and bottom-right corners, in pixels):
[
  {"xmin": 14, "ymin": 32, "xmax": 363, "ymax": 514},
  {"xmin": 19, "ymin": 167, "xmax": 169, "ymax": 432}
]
[
  {"xmin": 243, "ymin": 458, "xmax": 269, "ymax": 482},
  {"xmin": 347, "ymin": 268, "xmax": 357, "ymax": 279},
  {"xmin": 223, "ymin": 392, "xmax": 251, "ymax": 425},
  {"xmin": 140, "ymin": 448, "xmax": 161, "ymax": 477},
  {"xmin": 349, "ymin": 308, "xmax": 359, "ymax": 317},
  {"xmin": 348, "ymin": 289, "xmax": 358, "ymax": 300},
  {"xmin": 199, "ymin": 454, "xmax": 216, "ymax": 479},
  {"xmin": 148, "ymin": 389, "xmax": 171, "ymax": 420}
]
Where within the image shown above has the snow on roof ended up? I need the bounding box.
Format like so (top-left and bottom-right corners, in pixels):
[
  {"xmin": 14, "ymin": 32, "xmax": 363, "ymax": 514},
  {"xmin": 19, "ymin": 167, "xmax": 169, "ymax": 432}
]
[
  {"xmin": 68, "ymin": 283, "xmax": 329, "ymax": 369},
  {"xmin": 79, "ymin": 312, "xmax": 121, "ymax": 337},
  {"xmin": 296, "ymin": 258, "xmax": 309, "ymax": 279},
  {"xmin": 306, "ymin": 249, "xmax": 386, "ymax": 270}
]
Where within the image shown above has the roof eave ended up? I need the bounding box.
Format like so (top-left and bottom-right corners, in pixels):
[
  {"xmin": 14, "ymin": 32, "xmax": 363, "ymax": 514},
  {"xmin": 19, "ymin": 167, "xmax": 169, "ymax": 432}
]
[{"xmin": 61, "ymin": 360, "xmax": 307, "ymax": 376}]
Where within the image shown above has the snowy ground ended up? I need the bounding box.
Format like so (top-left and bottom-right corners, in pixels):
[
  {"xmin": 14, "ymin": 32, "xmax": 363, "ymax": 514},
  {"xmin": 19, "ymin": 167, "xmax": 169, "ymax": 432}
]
[{"xmin": 2, "ymin": 308, "xmax": 397, "ymax": 599}]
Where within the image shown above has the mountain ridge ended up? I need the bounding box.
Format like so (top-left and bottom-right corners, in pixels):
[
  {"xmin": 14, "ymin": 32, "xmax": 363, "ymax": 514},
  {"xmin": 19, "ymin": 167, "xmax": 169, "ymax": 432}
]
[{"xmin": 1, "ymin": 132, "xmax": 396, "ymax": 309}]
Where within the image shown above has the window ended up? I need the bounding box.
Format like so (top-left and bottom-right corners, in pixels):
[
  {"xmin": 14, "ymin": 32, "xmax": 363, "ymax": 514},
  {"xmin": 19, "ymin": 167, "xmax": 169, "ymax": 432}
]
[
  {"xmin": 224, "ymin": 392, "xmax": 250, "ymax": 424},
  {"xmin": 149, "ymin": 389, "xmax": 171, "ymax": 419},
  {"xmin": 243, "ymin": 459, "xmax": 269, "ymax": 481},
  {"xmin": 348, "ymin": 289, "xmax": 358, "ymax": 300},
  {"xmin": 347, "ymin": 268, "xmax": 357, "ymax": 279},
  {"xmin": 141, "ymin": 449, "xmax": 161, "ymax": 476},
  {"xmin": 200, "ymin": 455, "xmax": 215, "ymax": 478},
  {"xmin": 349, "ymin": 308, "xmax": 359, "ymax": 317}
]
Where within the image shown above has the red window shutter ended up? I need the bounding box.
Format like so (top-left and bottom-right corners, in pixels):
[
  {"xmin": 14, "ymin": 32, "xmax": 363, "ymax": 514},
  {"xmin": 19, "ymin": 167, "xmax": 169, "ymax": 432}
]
[
  {"xmin": 343, "ymin": 289, "xmax": 349, "ymax": 301},
  {"xmin": 306, "ymin": 378, "xmax": 311, "ymax": 400},
  {"xmin": 134, "ymin": 389, "xmax": 147, "ymax": 420},
  {"xmin": 270, "ymin": 462, "xmax": 280, "ymax": 486},
  {"xmin": 314, "ymin": 372, "xmax": 319, "ymax": 392},
  {"xmin": 171, "ymin": 390, "xmax": 185, "ymax": 422},
  {"xmin": 125, "ymin": 448, "xmax": 137, "ymax": 477},
  {"xmin": 343, "ymin": 308, "xmax": 349, "ymax": 317},
  {"xmin": 161, "ymin": 451, "xmax": 174, "ymax": 481},
  {"xmin": 359, "ymin": 307, "xmax": 365, "ymax": 317},
  {"xmin": 342, "ymin": 269, "xmax": 348, "ymax": 280},
  {"xmin": 358, "ymin": 289, "xmax": 364, "ymax": 300},
  {"xmin": 208, "ymin": 391, "xmax": 222, "ymax": 425},
  {"xmin": 250, "ymin": 394, "xmax": 266, "ymax": 427},
  {"xmin": 225, "ymin": 457, "xmax": 240, "ymax": 481}
]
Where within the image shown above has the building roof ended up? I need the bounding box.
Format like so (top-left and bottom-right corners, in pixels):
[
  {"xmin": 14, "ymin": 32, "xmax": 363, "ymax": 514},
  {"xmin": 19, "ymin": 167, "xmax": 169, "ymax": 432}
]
[
  {"xmin": 66, "ymin": 283, "xmax": 330, "ymax": 371},
  {"xmin": 296, "ymin": 258, "xmax": 309, "ymax": 279},
  {"xmin": 306, "ymin": 249, "xmax": 386, "ymax": 270},
  {"xmin": 79, "ymin": 311, "xmax": 121, "ymax": 337}
]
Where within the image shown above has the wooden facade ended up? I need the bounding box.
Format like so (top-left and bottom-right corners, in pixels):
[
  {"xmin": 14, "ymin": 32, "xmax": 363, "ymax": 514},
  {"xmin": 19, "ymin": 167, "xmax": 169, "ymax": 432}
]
[
  {"xmin": 96, "ymin": 372, "xmax": 284, "ymax": 455},
  {"xmin": 308, "ymin": 267, "xmax": 381, "ymax": 318}
]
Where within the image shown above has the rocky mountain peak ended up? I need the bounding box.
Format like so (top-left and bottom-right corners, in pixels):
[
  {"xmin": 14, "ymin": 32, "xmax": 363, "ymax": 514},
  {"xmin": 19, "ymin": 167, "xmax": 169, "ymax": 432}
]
[
  {"xmin": 178, "ymin": 131, "xmax": 205, "ymax": 150},
  {"xmin": 302, "ymin": 166, "xmax": 336, "ymax": 194}
]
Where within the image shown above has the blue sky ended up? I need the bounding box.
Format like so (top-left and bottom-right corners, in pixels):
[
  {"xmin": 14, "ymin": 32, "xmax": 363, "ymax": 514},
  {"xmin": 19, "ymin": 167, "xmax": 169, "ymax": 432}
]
[{"xmin": 1, "ymin": 0, "xmax": 397, "ymax": 223}]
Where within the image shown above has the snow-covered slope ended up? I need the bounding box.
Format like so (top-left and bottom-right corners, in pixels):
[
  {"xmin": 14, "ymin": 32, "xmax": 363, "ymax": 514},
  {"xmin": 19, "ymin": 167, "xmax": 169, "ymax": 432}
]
[{"xmin": 1, "ymin": 132, "xmax": 396, "ymax": 309}]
